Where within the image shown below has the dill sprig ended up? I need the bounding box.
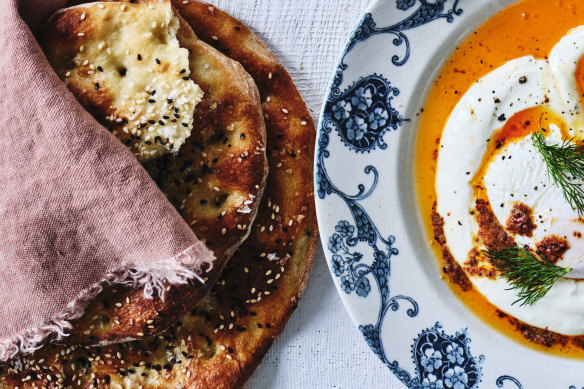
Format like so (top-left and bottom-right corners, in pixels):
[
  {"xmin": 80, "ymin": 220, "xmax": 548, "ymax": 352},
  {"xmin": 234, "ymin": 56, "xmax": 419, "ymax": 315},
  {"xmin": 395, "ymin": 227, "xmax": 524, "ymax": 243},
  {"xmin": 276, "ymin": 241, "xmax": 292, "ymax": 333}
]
[
  {"xmin": 532, "ymin": 130, "xmax": 584, "ymax": 217},
  {"xmin": 483, "ymin": 246, "xmax": 572, "ymax": 306}
]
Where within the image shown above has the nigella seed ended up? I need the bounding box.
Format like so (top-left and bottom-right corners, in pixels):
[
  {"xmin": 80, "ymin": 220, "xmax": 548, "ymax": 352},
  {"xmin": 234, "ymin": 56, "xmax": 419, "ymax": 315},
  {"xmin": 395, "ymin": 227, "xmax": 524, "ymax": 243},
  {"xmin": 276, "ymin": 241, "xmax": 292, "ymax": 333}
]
[
  {"xmin": 174, "ymin": 113, "xmax": 180, "ymax": 119},
  {"xmin": 151, "ymin": 90, "xmax": 156, "ymax": 96},
  {"xmin": 182, "ymin": 76, "xmax": 190, "ymax": 80},
  {"xmin": 97, "ymin": 66, "xmax": 103, "ymax": 72},
  {"xmin": 181, "ymin": 123, "xmax": 188, "ymax": 127},
  {"xmin": 94, "ymin": 83, "xmax": 99, "ymax": 90},
  {"xmin": 119, "ymin": 68, "xmax": 127, "ymax": 76},
  {"xmin": 137, "ymin": 54, "xmax": 142, "ymax": 61},
  {"xmin": 144, "ymin": 141, "xmax": 152, "ymax": 145},
  {"xmin": 167, "ymin": 98, "xmax": 173, "ymax": 104},
  {"xmin": 179, "ymin": 69, "xmax": 186, "ymax": 74},
  {"xmin": 155, "ymin": 58, "xmax": 160, "ymax": 64},
  {"xmin": 148, "ymin": 120, "xmax": 156, "ymax": 124},
  {"xmin": 163, "ymin": 115, "xmax": 169, "ymax": 120},
  {"xmin": 148, "ymin": 99, "xmax": 156, "ymax": 103},
  {"xmin": 158, "ymin": 120, "xmax": 165, "ymax": 125}
]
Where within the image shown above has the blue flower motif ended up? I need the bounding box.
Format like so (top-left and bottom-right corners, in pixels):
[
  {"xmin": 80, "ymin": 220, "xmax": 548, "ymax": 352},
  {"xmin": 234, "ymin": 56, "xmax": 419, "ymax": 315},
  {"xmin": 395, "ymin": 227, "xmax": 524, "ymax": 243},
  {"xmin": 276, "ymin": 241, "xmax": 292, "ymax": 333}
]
[
  {"xmin": 444, "ymin": 366, "xmax": 469, "ymax": 389},
  {"xmin": 340, "ymin": 275, "xmax": 356, "ymax": 293},
  {"xmin": 445, "ymin": 344, "xmax": 465, "ymax": 365},
  {"xmin": 331, "ymin": 255, "xmax": 345, "ymax": 276},
  {"xmin": 332, "ymin": 100, "xmax": 352, "ymax": 120},
  {"xmin": 346, "ymin": 117, "xmax": 368, "ymax": 141},
  {"xmin": 316, "ymin": 163, "xmax": 331, "ymax": 199},
  {"xmin": 422, "ymin": 374, "xmax": 445, "ymax": 389},
  {"xmin": 396, "ymin": 0, "xmax": 416, "ymax": 10},
  {"xmin": 351, "ymin": 87, "xmax": 373, "ymax": 110},
  {"xmin": 368, "ymin": 107, "xmax": 389, "ymax": 130},
  {"xmin": 335, "ymin": 220, "xmax": 355, "ymax": 238},
  {"xmin": 356, "ymin": 277, "xmax": 371, "ymax": 297},
  {"xmin": 360, "ymin": 324, "xmax": 383, "ymax": 361},
  {"xmin": 328, "ymin": 233, "xmax": 344, "ymax": 254},
  {"xmin": 421, "ymin": 348, "xmax": 443, "ymax": 373}
]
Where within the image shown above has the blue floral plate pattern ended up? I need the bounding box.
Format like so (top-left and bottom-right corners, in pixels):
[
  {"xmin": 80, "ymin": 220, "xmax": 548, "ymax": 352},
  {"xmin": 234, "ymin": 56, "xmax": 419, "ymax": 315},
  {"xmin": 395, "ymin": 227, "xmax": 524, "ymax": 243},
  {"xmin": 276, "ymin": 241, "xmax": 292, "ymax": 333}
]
[{"xmin": 314, "ymin": 0, "xmax": 584, "ymax": 387}]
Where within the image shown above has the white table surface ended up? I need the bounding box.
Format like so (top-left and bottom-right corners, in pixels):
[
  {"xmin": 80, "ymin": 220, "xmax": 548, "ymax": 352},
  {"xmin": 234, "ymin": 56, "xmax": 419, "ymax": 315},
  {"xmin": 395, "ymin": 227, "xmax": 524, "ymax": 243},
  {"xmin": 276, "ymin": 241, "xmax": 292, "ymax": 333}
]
[{"xmin": 205, "ymin": 1, "xmax": 403, "ymax": 388}]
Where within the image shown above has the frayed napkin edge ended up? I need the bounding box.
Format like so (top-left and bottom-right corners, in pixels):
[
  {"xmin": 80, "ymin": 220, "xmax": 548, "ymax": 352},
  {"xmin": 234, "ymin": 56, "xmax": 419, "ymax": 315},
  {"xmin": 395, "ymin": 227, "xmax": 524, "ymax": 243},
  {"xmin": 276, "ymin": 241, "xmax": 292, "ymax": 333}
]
[{"xmin": 0, "ymin": 241, "xmax": 214, "ymax": 361}]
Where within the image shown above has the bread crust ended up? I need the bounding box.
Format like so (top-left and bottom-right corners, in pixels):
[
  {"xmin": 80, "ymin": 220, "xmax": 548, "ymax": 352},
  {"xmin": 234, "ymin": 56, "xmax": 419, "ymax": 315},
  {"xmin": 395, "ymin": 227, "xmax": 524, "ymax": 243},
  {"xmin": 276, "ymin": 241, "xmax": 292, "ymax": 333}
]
[
  {"xmin": 173, "ymin": 1, "xmax": 320, "ymax": 386},
  {"xmin": 39, "ymin": 1, "xmax": 268, "ymax": 345},
  {"xmin": 0, "ymin": 2, "xmax": 318, "ymax": 387}
]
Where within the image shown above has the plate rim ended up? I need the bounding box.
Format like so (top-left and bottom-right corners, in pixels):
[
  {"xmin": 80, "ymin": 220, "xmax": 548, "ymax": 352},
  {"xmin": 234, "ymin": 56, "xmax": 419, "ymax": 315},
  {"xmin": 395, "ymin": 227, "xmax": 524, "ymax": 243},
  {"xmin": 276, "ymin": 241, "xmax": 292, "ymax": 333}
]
[{"xmin": 313, "ymin": 0, "xmax": 583, "ymax": 388}]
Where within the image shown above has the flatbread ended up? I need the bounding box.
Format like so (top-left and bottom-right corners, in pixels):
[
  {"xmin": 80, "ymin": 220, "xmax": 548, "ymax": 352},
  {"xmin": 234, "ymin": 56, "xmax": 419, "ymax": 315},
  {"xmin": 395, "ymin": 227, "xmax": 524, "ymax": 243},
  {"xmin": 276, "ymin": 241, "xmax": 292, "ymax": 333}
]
[
  {"xmin": 0, "ymin": 1, "xmax": 318, "ymax": 387},
  {"xmin": 41, "ymin": 1, "xmax": 204, "ymax": 161},
  {"xmin": 40, "ymin": 1, "xmax": 268, "ymax": 345}
]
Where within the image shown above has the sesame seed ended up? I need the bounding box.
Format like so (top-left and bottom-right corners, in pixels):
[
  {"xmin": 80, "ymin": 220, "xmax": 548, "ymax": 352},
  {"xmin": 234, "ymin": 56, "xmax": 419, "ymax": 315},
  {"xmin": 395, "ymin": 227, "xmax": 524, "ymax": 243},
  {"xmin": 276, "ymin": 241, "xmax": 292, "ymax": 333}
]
[
  {"xmin": 82, "ymin": 60, "xmax": 89, "ymax": 66},
  {"xmin": 221, "ymin": 228, "xmax": 226, "ymax": 235},
  {"xmin": 77, "ymin": 32, "xmax": 85, "ymax": 37},
  {"xmin": 115, "ymin": 302, "xmax": 122, "ymax": 307},
  {"xmin": 282, "ymin": 108, "xmax": 289, "ymax": 114},
  {"xmin": 301, "ymin": 121, "xmax": 307, "ymax": 126},
  {"xmin": 80, "ymin": 13, "xmax": 86, "ymax": 20},
  {"xmin": 107, "ymin": 48, "xmax": 112, "ymax": 54},
  {"xmin": 65, "ymin": 71, "xmax": 71, "ymax": 77},
  {"xmin": 183, "ymin": 0, "xmax": 188, "ymax": 3},
  {"xmin": 79, "ymin": 45, "xmax": 85, "ymax": 52},
  {"xmin": 212, "ymin": 35, "xmax": 219, "ymax": 41},
  {"xmin": 98, "ymin": 42, "xmax": 104, "ymax": 50},
  {"xmin": 152, "ymin": 22, "xmax": 157, "ymax": 29},
  {"xmin": 268, "ymin": 72, "xmax": 273, "ymax": 79},
  {"xmin": 98, "ymin": 3, "xmax": 104, "ymax": 8},
  {"xmin": 136, "ymin": 332, "xmax": 144, "ymax": 337},
  {"xmin": 121, "ymin": 4, "xmax": 126, "ymax": 10}
]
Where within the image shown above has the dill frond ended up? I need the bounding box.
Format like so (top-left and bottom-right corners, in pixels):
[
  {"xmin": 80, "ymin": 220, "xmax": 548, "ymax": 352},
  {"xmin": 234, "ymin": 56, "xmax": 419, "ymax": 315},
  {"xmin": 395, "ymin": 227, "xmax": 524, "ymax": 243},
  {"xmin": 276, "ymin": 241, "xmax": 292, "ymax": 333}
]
[{"xmin": 483, "ymin": 246, "xmax": 571, "ymax": 306}]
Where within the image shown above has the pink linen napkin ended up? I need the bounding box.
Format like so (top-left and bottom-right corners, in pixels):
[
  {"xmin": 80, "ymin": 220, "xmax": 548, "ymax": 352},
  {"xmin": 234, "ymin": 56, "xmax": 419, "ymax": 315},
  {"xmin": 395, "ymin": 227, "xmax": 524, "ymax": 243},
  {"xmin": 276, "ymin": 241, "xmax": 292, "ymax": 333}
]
[{"xmin": 0, "ymin": 0, "xmax": 214, "ymax": 361}]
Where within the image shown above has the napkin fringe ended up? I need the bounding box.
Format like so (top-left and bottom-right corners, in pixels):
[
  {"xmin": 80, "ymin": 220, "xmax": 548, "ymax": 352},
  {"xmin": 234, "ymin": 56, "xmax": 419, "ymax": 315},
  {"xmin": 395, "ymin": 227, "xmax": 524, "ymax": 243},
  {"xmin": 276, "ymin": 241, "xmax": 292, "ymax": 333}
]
[{"xmin": 0, "ymin": 241, "xmax": 214, "ymax": 361}]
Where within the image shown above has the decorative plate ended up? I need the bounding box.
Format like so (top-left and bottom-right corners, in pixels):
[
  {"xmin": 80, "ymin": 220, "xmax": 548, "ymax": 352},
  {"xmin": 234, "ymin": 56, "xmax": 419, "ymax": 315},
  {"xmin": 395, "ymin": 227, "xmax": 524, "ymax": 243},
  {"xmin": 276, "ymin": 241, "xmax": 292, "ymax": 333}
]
[{"xmin": 315, "ymin": 0, "xmax": 584, "ymax": 388}]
